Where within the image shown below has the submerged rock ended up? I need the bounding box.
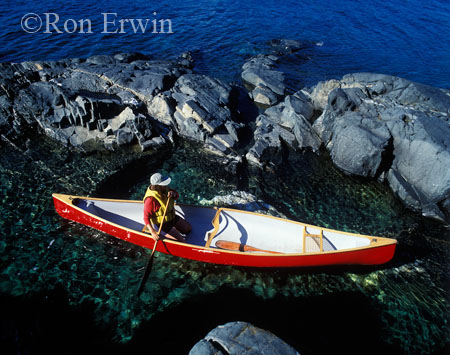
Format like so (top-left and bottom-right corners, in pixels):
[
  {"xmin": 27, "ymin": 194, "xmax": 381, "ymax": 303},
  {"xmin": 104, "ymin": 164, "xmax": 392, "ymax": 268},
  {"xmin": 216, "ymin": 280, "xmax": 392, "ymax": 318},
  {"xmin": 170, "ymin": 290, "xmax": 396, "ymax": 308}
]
[
  {"xmin": 268, "ymin": 38, "xmax": 309, "ymax": 54},
  {"xmin": 199, "ymin": 191, "xmax": 285, "ymax": 217},
  {"xmin": 189, "ymin": 321, "xmax": 300, "ymax": 355}
]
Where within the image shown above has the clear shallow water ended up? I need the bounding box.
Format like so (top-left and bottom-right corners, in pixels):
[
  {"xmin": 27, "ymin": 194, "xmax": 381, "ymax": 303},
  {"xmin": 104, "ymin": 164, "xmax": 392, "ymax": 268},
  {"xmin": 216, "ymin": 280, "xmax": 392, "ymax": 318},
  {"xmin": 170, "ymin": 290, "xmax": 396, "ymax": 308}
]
[
  {"xmin": 1, "ymin": 0, "xmax": 450, "ymax": 88},
  {"xmin": 1, "ymin": 0, "xmax": 450, "ymax": 353},
  {"xmin": 0, "ymin": 137, "xmax": 449, "ymax": 354}
]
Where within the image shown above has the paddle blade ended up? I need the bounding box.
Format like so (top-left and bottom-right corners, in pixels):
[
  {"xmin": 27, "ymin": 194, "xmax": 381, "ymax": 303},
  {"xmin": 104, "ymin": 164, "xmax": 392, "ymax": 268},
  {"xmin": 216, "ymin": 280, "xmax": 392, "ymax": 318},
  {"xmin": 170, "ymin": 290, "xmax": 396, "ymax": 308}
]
[
  {"xmin": 137, "ymin": 241, "xmax": 158, "ymax": 297},
  {"xmin": 137, "ymin": 253, "xmax": 155, "ymax": 296}
]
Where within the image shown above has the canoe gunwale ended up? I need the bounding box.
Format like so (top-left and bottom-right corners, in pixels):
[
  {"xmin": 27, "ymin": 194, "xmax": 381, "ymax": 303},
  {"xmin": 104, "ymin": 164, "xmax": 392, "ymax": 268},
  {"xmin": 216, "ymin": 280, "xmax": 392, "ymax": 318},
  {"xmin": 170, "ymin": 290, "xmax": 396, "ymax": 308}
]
[{"xmin": 52, "ymin": 193, "xmax": 397, "ymax": 266}]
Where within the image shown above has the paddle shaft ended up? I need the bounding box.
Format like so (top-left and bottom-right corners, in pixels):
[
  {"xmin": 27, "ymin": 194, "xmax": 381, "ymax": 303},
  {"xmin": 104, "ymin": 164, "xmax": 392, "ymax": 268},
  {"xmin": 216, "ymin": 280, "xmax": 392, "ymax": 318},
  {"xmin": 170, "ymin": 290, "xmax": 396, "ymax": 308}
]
[
  {"xmin": 215, "ymin": 240, "xmax": 281, "ymax": 254},
  {"xmin": 137, "ymin": 195, "xmax": 171, "ymax": 297}
]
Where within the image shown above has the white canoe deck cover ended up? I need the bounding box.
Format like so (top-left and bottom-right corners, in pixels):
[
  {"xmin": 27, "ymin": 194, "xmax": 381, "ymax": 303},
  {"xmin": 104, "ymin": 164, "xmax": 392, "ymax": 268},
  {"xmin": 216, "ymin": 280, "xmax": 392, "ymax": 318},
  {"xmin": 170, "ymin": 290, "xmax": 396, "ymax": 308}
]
[{"xmin": 75, "ymin": 198, "xmax": 373, "ymax": 254}]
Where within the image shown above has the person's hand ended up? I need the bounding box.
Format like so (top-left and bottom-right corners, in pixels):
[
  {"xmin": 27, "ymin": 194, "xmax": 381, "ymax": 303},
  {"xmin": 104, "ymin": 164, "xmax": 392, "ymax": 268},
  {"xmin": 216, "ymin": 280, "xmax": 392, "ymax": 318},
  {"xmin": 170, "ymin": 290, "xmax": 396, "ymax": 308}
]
[
  {"xmin": 168, "ymin": 191, "xmax": 176, "ymax": 198},
  {"xmin": 151, "ymin": 231, "xmax": 159, "ymax": 241}
]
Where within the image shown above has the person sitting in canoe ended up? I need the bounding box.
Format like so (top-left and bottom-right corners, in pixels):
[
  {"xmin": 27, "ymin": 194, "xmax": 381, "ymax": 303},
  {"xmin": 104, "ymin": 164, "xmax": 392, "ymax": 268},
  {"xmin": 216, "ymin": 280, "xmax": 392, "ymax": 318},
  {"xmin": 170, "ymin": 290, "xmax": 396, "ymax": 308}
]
[{"xmin": 143, "ymin": 173, "xmax": 191, "ymax": 242}]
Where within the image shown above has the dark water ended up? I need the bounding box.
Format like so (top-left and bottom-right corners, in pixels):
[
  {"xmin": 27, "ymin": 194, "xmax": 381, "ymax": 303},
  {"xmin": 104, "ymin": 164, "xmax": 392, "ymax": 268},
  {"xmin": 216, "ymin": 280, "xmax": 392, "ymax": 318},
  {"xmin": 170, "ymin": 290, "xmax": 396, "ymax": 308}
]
[
  {"xmin": 1, "ymin": 0, "xmax": 450, "ymax": 353},
  {"xmin": 1, "ymin": 0, "xmax": 450, "ymax": 88}
]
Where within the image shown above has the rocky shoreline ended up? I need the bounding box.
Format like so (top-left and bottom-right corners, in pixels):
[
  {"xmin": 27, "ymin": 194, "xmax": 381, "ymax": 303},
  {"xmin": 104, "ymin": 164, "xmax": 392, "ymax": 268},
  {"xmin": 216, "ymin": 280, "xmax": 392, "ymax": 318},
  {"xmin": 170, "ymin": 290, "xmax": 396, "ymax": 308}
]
[{"xmin": 1, "ymin": 41, "xmax": 449, "ymax": 224}]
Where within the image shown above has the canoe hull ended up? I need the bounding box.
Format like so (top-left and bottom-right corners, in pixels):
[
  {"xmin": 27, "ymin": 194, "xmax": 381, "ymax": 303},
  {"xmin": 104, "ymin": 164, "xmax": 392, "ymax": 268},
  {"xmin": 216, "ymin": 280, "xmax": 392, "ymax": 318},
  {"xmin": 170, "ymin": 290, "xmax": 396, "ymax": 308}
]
[{"xmin": 53, "ymin": 194, "xmax": 396, "ymax": 268}]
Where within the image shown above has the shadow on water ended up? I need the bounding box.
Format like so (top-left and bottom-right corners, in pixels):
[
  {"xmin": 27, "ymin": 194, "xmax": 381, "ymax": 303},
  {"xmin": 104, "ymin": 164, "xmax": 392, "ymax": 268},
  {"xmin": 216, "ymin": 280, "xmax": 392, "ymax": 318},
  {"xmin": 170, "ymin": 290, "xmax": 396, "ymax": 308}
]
[
  {"xmin": 0, "ymin": 286, "xmax": 388, "ymax": 355},
  {"xmin": 2, "ymin": 274, "xmax": 448, "ymax": 355},
  {"xmin": 0, "ymin": 288, "xmax": 118, "ymax": 355},
  {"xmin": 129, "ymin": 286, "xmax": 400, "ymax": 355},
  {"xmin": 93, "ymin": 147, "xmax": 172, "ymax": 200}
]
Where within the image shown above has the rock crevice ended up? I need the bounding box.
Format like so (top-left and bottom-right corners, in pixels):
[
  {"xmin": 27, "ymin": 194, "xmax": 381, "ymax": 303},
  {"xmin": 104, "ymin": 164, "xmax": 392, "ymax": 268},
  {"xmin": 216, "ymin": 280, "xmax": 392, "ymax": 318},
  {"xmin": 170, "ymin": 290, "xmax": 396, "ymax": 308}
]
[{"xmin": 1, "ymin": 49, "xmax": 449, "ymax": 224}]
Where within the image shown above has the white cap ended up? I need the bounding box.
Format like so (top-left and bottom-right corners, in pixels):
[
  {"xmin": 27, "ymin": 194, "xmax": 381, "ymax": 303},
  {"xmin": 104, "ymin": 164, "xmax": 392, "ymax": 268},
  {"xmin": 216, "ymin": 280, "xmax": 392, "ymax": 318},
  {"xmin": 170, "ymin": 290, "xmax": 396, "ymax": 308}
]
[{"xmin": 150, "ymin": 173, "xmax": 171, "ymax": 186}]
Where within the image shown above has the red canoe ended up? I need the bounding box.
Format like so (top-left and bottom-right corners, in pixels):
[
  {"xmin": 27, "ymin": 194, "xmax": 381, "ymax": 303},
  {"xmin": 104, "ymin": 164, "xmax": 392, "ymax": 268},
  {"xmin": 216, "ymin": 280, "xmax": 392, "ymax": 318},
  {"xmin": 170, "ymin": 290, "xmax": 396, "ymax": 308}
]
[{"xmin": 52, "ymin": 193, "xmax": 397, "ymax": 268}]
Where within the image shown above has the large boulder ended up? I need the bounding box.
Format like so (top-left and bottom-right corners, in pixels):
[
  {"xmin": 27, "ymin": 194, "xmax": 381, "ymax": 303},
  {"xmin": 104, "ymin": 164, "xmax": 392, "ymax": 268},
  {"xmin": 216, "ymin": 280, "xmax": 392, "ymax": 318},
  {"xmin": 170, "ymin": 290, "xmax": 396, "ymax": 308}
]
[
  {"xmin": 189, "ymin": 321, "xmax": 299, "ymax": 355},
  {"xmin": 309, "ymin": 73, "xmax": 450, "ymax": 222}
]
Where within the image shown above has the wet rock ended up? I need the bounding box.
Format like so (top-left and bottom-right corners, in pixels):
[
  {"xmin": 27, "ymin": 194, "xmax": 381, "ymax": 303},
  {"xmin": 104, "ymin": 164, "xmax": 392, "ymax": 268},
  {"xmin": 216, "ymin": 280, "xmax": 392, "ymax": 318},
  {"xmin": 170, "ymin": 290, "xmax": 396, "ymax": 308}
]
[
  {"xmin": 309, "ymin": 73, "xmax": 450, "ymax": 222},
  {"xmin": 189, "ymin": 321, "xmax": 299, "ymax": 355},
  {"xmin": 268, "ymin": 38, "xmax": 307, "ymax": 54},
  {"xmin": 113, "ymin": 52, "xmax": 150, "ymax": 63}
]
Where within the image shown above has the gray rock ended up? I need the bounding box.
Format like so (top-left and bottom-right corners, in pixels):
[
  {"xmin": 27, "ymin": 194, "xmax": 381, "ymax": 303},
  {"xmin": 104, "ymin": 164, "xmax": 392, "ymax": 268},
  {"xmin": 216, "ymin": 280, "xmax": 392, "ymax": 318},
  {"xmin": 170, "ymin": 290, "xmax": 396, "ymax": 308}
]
[
  {"xmin": 386, "ymin": 169, "xmax": 422, "ymax": 211},
  {"xmin": 268, "ymin": 39, "xmax": 307, "ymax": 54},
  {"xmin": 250, "ymin": 85, "xmax": 279, "ymax": 106},
  {"xmin": 286, "ymin": 92, "xmax": 314, "ymax": 121},
  {"xmin": 139, "ymin": 136, "xmax": 167, "ymax": 151},
  {"xmin": 189, "ymin": 321, "xmax": 299, "ymax": 355},
  {"xmin": 241, "ymin": 54, "xmax": 286, "ymax": 100},
  {"xmin": 147, "ymin": 93, "xmax": 175, "ymax": 125},
  {"xmin": 247, "ymin": 92, "xmax": 320, "ymax": 163},
  {"xmin": 0, "ymin": 54, "xmax": 189, "ymax": 152},
  {"xmin": 115, "ymin": 126, "xmax": 134, "ymax": 146},
  {"xmin": 172, "ymin": 74, "xmax": 235, "ymax": 141},
  {"xmin": 190, "ymin": 339, "xmax": 224, "ymax": 355},
  {"xmin": 292, "ymin": 115, "xmax": 321, "ymax": 152},
  {"xmin": 1, "ymin": 53, "xmax": 241, "ymax": 158},
  {"xmin": 309, "ymin": 73, "xmax": 450, "ymax": 222},
  {"xmin": 306, "ymin": 79, "xmax": 342, "ymax": 110},
  {"xmin": 86, "ymin": 54, "xmax": 119, "ymax": 65},
  {"xmin": 383, "ymin": 109, "xmax": 450, "ymax": 219},
  {"xmin": 224, "ymin": 121, "xmax": 241, "ymax": 143},
  {"xmin": 327, "ymin": 112, "xmax": 392, "ymax": 177},
  {"xmin": 113, "ymin": 52, "xmax": 149, "ymax": 63},
  {"xmin": 173, "ymin": 110, "xmax": 205, "ymax": 142},
  {"xmin": 342, "ymin": 72, "xmax": 450, "ymax": 113},
  {"xmin": 246, "ymin": 114, "xmax": 297, "ymax": 166},
  {"xmin": 205, "ymin": 136, "xmax": 230, "ymax": 155}
]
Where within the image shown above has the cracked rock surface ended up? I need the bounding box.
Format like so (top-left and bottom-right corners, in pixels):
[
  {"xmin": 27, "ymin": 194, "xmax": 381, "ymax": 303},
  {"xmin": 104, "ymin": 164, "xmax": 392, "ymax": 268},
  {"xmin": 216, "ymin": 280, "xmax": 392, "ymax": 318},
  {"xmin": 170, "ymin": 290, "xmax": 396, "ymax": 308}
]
[
  {"xmin": 189, "ymin": 321, "xmax": 300, "ymax": 355},
  {"xmin": 308, "ymin": 73, "xmax": 450, "ymax": 222},
  {"xmin": 1, "ymin": 50, "xmax": 449, "ymax": 224}
]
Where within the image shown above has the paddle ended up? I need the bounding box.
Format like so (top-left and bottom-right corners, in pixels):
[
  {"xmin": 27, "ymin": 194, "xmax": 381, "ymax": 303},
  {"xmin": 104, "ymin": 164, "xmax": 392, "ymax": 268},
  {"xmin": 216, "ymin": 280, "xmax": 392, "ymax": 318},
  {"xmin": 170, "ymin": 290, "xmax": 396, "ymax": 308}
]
[
  {"xmin": 215, "ymin": 240, "xmax": 281, "ymax": 254},
  {"xmin": 137, "ymin": 195, "xmax": 171, "ymax": 297}
]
